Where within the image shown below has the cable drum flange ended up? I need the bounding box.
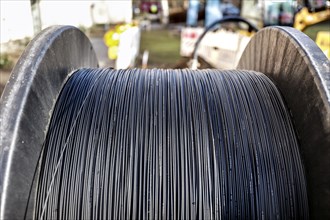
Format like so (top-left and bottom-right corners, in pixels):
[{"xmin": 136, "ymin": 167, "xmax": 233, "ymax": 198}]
[
  {"xmin": 237, "ymin": 26, "xmax": 330, "ymax": 219},
  {"xmin": 0, "ymin": 26, "xmax": 98, "ymax": 219},
  {"xmin": 35, "ymin": 68, "xmax": 308, "ymax": 219},
  {"xmin": 0, "ymin": 25, "xmax": 326, "ymax": 219}
]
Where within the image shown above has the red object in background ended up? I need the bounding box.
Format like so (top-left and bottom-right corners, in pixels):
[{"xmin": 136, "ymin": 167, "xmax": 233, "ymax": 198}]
[
  {"xmin": 183, "ymin": 32, "xmax": 198, "ymax": 39},
  {"xmin": 140, "ymin": 1, "xmax": 162, "ymax": 14}
]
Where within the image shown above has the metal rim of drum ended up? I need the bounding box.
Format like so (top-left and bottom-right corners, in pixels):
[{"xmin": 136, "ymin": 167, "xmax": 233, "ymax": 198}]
[
  {"xmin": 238, "ymin": 26, "xmax": 330, "ymax": 219},
  {"xmin": 0, "ymin": 26, "xmax": 98, "ymax": 219}
]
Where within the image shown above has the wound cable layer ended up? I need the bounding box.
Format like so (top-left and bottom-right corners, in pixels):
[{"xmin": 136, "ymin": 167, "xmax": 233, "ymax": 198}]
[{"xmin": 35, "ymin": 68, "xmax": 308, "ymax": 219}]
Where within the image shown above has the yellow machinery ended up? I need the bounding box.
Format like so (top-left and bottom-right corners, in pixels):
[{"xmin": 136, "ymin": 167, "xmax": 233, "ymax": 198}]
[
  {"xmin": 316, "ymin": 31, "xmax": 330, "ymax": 57},
  {"xmin": 294, "ymin": 7, "xmax": 330, "ymax": 31},
  {"xmin": 104, "ymin": 23, "xmax": 134, "ymax": 60},
  {"xmin": 293, "ymin": 1, "xmax": 330, "ymax": 58},
  {"xmin": 241, "ymin": 0, "xmax": 330, "ymax": 58}
]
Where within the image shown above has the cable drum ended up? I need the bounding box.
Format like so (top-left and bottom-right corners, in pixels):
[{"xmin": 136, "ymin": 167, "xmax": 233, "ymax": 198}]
[{"xmin": 34, "ymin": 68, "xmax": 308, "ymax": 219}]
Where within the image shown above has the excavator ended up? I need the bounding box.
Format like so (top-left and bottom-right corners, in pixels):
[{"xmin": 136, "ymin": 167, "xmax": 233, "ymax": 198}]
[
  {"xmin": 241, "ymin": 0, "xmax": 329, "ymax": 30},
  {"xmin": 241, "ymin": 0, "xmax": 330, "ymax": 57},
  {"xmin": 294, "ymin": 0, "xmax": 330, "ymax": 31}
]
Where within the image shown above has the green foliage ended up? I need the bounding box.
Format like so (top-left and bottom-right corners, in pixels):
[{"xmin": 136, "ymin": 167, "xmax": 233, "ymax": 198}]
[{"xmin": 0, "ymin": 53, "xmax": 13, "ymax": 70}]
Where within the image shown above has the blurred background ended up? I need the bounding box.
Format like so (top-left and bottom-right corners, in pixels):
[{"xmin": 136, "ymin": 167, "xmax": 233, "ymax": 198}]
[{"xmin": 1, "ymin": 0, "xmax": 329, "ymax": 95}]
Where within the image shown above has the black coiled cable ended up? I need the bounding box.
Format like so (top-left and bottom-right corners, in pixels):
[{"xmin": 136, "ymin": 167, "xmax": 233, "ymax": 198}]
[{"xmin": 35, "ymin": 68, "xmax": 308, "ymax": 219}]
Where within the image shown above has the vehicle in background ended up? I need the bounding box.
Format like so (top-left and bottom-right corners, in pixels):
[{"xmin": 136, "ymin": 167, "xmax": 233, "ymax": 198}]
[
  {"xmin": 241, "ymin": 0, "xmax": 330, "ymax": 57},
  {"xmin": 241, "ymin": 0, "xmax": 330, "ymax": 30},
  {"xmin": 181, "ymin": 0, "xmax": 329, "ymax": 70},
  {"xmin": 294, "ymin": 0, "xmax": 330, "ymax": 31}
]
